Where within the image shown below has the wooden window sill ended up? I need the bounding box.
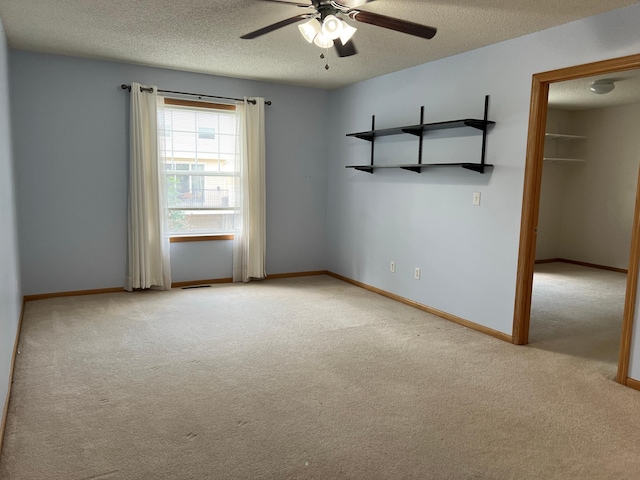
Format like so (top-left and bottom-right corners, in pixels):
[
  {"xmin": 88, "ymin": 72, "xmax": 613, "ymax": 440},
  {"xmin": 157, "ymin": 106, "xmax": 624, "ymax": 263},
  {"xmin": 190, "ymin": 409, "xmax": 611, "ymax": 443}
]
[{"xmin": 170, "ymin": 235, "xmax": 234, "ymax": 243}]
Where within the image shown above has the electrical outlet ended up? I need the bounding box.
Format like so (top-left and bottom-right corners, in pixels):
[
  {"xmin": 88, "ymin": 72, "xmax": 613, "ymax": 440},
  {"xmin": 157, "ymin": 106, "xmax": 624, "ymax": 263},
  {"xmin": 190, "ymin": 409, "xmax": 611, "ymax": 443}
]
[
  {"xmin": 390, "ymin": 261, "xmax": 396, "ymax": 273},
  {"xmin": 473, "ymin": 192, "xmax": 481, "ymax": 206},
  {"xmin": 414, "ymin": 267, "xmax": 421, "ymax": 280}
]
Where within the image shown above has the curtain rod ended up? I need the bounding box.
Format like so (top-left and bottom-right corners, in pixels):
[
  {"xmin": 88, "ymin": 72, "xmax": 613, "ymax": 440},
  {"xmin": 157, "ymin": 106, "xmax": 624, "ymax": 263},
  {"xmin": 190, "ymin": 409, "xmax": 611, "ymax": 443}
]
[{"xmin": 120, "ymin": 84, "xmax": 271, "ymax": 106}]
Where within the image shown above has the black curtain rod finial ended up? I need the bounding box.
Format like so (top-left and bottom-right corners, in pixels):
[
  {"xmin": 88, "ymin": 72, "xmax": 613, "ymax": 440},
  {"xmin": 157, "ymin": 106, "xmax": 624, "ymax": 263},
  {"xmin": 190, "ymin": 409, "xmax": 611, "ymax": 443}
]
[{"xmin": 120, "ymin": 84, "xmax": 153, "ymax": 93}]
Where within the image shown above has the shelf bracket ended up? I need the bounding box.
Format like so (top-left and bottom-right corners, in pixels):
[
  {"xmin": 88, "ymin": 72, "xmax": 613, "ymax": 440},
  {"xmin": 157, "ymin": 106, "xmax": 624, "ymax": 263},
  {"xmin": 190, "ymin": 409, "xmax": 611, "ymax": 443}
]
[
  {"xmin": 418, "ymin": 106, "xmax": 424, "ymax": 169},
  {"xmin": 462, "ymin": 163, "xmax": 485, "ymax": 173},
  {"xmin": 367, "ymin": 115, "xmax": 375, "ymax": 173},
  {"xmin": 399, "ymin": 106, "xmax": 424, "ymax": 173},
  {"xmin": 464, "ymin": 119, "xmax": 488, "ymax": 131},
  {"xmin": 354, "ymin": 134, "xmax": 374, "ymax": 141},
  {"xmin": 478, "ymin": 95, "xmax": 490, "ymax": 173}
]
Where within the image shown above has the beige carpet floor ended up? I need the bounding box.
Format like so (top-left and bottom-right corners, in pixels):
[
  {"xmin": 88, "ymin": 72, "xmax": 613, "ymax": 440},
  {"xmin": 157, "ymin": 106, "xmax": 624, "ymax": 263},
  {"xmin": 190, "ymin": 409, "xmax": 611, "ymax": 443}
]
[
  {"xmin": 529, "ymin": 262, "xmax": 626, "ymax": 374},
  {"xmin": 1, "ymin": 271, "xmax": 640, "ymax": 479}
]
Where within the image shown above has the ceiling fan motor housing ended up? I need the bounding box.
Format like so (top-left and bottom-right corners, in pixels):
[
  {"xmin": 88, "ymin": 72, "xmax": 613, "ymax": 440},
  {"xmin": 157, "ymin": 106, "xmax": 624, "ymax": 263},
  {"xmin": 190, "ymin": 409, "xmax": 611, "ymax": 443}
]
[{"xmin": 314, "ymin": 1, "xmax": 342, "ymax": 21}]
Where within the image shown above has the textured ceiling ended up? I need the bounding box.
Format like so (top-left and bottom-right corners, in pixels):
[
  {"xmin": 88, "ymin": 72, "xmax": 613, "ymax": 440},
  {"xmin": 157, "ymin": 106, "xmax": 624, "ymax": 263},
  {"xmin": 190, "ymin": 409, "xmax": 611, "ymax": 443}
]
[
  {"xmin": 549, "ymin": 70, "xmax": 640, "ymax": 110},
  {"xmin": 0, "ymin": 0, "xmax": 637, "ymax": 89}
]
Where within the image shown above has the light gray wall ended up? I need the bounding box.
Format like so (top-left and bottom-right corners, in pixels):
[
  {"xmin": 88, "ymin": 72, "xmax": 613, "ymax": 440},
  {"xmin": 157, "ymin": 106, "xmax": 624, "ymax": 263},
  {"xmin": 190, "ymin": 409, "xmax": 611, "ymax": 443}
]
[
  {"xmin": 10, "ymin": 52, "xmax": 329, "ymax": 294},
  {"xmin": 0, "ymin": 18, "xmax": 21, "ymax": 422},
  {"xmin": 325, "ymin": 1, "xmax": 640, "ymax": 353}
]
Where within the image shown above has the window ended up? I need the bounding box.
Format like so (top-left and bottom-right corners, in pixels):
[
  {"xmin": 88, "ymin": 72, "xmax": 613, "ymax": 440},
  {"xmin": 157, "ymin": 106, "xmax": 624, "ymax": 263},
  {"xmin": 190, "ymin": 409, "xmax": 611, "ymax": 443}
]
[{"xmin": 160, "ymin": 99, "xmax": 239, "ymax": 237}]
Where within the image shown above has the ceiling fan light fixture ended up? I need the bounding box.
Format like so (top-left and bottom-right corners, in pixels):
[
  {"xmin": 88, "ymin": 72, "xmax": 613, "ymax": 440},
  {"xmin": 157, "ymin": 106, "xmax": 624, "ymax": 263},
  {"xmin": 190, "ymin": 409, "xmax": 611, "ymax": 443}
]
[
  {"xmin": 590, "ymin": 79, "xmax": 615, "ymax": 95},
  {"xmin": 298, "ymin": 19, "xmax": 321, "ymax": 43},
  {"xmin": 321, "ymin": 15, "xmax": 343, "ymax": 40},
  {"xmin": 314, "ymin": 31, "xmax": 334, "ymax": 49},
  {"xmin": 339, "ymin": 22, "xmax": 357, "ymax": 45}
]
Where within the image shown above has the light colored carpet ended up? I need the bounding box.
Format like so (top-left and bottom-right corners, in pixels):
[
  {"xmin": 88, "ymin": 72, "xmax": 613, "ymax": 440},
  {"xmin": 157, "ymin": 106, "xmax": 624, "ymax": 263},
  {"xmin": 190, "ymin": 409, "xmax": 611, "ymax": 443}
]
[
  {"xmin": 1, "ymin": 272, "xmax": 640, "ymax": 479},
  {"xmin": 530, "ymin": 262, "xmax": 625, "ymax": 372}
]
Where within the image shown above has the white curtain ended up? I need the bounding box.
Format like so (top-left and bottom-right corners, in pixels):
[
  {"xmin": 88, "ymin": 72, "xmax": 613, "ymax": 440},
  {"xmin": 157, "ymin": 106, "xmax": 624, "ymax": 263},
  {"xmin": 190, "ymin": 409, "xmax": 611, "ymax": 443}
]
[
  {"xmin": 233, "ymin": 97, "xmax": 266, "ymax": 282},
  {"xmin": 124, "ymin": 82, "xmax": 171, "ymax": 291}
]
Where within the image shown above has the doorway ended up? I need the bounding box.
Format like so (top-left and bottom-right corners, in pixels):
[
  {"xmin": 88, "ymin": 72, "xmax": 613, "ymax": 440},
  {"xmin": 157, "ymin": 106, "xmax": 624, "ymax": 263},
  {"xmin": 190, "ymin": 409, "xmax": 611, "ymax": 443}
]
[{"xmin": 513, "ymin": 53, "xmax": 640, "ymax": 386}]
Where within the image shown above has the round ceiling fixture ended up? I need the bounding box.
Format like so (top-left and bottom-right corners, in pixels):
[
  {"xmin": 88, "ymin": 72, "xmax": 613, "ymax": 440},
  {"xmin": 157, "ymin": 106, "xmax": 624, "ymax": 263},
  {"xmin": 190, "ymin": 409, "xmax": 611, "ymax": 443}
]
[{"xmin": 590, "ymin": 79, "xmax": 615, "ymax": 95}]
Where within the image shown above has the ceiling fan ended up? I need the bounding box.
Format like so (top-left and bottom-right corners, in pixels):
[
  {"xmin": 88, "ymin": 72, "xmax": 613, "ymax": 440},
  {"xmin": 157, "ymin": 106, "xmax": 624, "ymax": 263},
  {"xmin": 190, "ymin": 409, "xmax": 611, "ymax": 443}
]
[{"xmin": 240, "ymin": 0, "xmax": 437, "ymax": 58}]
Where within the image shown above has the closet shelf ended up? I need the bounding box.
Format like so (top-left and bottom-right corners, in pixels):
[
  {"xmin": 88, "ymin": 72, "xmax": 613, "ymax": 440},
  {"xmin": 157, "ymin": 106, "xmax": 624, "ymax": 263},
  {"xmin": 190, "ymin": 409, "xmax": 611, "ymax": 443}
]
[
  {"xmin": 545, "ymin": 133, "xmax": 587, "ymax": 140},
  {"xmin": 544, "ymin": 132, "xmax": 587, "ymax": 163}
]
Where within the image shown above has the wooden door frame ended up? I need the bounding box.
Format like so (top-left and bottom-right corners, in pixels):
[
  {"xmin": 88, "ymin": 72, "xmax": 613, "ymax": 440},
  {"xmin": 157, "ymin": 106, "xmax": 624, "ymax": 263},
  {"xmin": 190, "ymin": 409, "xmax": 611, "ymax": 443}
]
[{"xmin": 512, "ymin": 53, "xmax": 640, "ymax": 386}]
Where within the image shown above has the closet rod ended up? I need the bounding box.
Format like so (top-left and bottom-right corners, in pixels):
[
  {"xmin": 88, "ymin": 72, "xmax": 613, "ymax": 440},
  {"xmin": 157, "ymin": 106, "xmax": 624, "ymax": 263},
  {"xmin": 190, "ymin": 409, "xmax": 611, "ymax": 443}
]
[{"xmin": 120, "ymin": 84, "xmax": 271, "ymax": 105}]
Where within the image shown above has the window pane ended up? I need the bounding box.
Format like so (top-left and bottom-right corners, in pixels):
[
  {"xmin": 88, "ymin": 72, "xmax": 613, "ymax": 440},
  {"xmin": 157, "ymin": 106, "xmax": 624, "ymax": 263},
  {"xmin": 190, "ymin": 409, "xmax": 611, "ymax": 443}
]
[
  {"xmin": 218, "ymin": 114, "xmax": 236, "ymax": 135},
  {"xmin": 162, "ymin": 104, "xmax": 240, "ymax": 236},
  {"xmin": 197, "ymin": 137, "xmax": 219, "ymax": 155},
  {"xmin": 204, "ymin": 178, "xmax": 237, "ymax": 208},
  {"xmin": 172, "ymin": 132, "xmax": 197, "ymax": 154},
  {"xmin": 218, "ymin": 154, "xmax": 237, "ymax": 172},
  {"xmin": 168, "ymin": 209, "xmax": 235, "ymax": 235},
  {"xmin": 171, "ymin": 110, "xmax": 196, "ymax": 132},
  {"xmin": 167, "ymin": 187, "xmax": 237, "ymax": 209},
  {"xmin": 218, "ymin": 134, "xmax": 237, "ymax": 154},
  {"xmin": 198, "ymin": 127, "xmax": 216, "ymax": 139}
]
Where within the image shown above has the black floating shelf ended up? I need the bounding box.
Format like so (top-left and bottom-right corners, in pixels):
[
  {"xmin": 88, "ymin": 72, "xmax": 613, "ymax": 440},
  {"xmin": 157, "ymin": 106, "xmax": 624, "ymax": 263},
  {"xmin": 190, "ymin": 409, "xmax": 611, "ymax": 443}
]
[
  {"xmin": 345, "ymin": 96, "xmax": 495, "ymax": 174},
  {"xmin": 346, "ymin": 119, "xmax": 495, "ymax": 141},
  {"xmin": 346, "ymin": 163, "xmax": 494, "ymax": 174}
]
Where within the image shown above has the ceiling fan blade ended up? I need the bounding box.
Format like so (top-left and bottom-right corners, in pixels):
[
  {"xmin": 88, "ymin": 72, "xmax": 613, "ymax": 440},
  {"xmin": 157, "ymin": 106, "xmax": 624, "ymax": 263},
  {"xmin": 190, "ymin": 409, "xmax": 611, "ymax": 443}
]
[
  {"xmin": 257, "ymin": 0, "xmax": 310, "ymax": 6},
  {"xmin": 349, "ymin": 10, "xmax": 437, "ymax": 40},
  {"xmin": 334, "ymin": 39, "xmax": 358, "ymax": 57},
  {"xmin": 241, "ymin": 13, "xmax": 313, "ymax": 39}
]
